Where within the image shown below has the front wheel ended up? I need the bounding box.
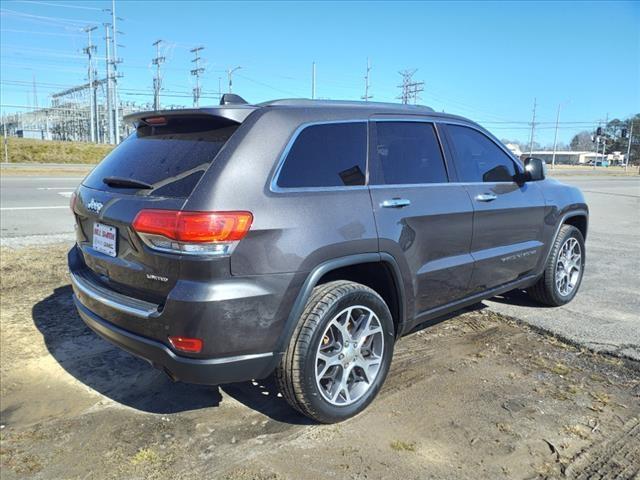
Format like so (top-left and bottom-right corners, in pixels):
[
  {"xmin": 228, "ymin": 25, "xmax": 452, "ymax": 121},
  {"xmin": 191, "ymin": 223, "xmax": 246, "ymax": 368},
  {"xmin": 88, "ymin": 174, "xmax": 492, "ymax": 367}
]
[
  {"xmin": 276, "ymin": 280, "xmax": 395, "ymax": 423},
  {"xmin": 528, "ymin": 225, "xmax": 585, "ymax": 306}
]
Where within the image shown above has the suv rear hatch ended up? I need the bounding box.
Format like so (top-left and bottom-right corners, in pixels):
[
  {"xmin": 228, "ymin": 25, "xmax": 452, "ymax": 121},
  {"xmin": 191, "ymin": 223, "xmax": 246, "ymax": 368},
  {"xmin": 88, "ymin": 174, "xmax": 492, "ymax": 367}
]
[{"xmin": 72, "ymin": 108, "xmax": 255, "ymax": 304}]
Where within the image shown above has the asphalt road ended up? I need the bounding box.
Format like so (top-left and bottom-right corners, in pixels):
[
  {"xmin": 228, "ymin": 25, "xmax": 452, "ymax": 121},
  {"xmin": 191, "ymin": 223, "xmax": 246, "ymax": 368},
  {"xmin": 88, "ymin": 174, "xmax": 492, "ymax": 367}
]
[
  {"xmin": 0, "ymin": 176, "xmax": 81, "ymax": 239},
  {"xmin": 1, "ymin": 172, "xmax": 638, "ymax": 359},
  {"xmin": 487, "ymin": 175, "xmax": 640, "ymax": 360}
]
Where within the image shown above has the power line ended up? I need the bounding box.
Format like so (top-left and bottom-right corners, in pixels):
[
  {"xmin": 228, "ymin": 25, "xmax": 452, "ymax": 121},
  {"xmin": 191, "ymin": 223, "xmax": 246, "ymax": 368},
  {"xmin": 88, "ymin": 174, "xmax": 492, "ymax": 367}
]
[
  {"xmin": 0, "ymin": 28, "xmax": 83, "ymax": 37},
  {"xmin": 12, "ymin": 0, "xmax": 105, "ymax": 11}
]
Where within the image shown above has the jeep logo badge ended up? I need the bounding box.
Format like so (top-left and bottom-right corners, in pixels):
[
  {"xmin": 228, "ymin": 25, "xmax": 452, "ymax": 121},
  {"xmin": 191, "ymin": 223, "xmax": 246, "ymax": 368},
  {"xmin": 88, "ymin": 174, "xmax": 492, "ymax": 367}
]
[{"xmin": 86, "ymin": 198, "xmax": 104, "ymax": 214}]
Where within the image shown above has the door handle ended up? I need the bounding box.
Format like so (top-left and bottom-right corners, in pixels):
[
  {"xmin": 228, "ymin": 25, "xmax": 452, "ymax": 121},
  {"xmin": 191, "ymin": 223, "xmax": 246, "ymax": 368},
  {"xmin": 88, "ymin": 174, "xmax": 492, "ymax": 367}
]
[
  {"xmin": 381, "ymin": 198, "xmax": 411, "ymax": 208},
  {"xmin": 475, "ymin": 193, "xmax": 497, "ymax": 202}
]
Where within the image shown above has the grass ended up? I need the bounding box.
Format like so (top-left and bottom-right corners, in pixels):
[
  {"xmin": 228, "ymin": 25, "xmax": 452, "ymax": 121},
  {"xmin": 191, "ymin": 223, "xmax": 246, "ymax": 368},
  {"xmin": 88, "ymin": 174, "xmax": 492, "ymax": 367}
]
[
  {"xmin": 1, "ymin": 136, "xmax": 113, "ymax": 164},
  {"xmin": 390, "ymin": 440, "xmax": 417, "ymax": 452},
  {"xmin": 130, "ymin": 448, "xmax": 160, "ymax": 465}
]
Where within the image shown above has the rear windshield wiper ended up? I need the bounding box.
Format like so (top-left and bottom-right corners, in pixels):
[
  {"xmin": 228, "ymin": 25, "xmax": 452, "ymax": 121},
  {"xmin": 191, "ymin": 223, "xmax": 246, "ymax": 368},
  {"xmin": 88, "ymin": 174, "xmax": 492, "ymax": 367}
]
[{"xmin": 103, "ymin": 176, "xmax": 153, "ymax": 190}]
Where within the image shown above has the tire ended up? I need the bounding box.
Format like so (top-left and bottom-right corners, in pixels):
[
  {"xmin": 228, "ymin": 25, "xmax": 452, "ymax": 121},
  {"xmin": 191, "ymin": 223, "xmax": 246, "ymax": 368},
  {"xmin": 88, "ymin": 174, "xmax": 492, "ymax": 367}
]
[
  {"xmin": 276, "ymin": 280, "xmax": 395, "ymax": 423},
  {"xmin": 528, "ymin": 225, "xmax": 585, "ymax": 306}
]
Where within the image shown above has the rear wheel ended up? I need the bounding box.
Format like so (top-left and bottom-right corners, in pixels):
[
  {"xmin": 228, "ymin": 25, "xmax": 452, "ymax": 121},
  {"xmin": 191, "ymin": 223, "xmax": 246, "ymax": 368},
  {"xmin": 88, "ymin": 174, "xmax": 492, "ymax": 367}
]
[
  {"xmin": 528, "ymin": 225, "xmax": 585, "ymax": 306},
  {"xmin": 276, "ymin": 280, "xmax": 395, "ymax": 423}
]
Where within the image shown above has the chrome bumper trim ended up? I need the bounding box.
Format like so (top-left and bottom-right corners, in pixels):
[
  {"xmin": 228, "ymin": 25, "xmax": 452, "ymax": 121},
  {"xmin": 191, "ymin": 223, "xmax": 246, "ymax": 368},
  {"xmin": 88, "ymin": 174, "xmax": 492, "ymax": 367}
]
[{"xmin": 70, "ymin": 270, "xmax": 158, "ymax": 319}]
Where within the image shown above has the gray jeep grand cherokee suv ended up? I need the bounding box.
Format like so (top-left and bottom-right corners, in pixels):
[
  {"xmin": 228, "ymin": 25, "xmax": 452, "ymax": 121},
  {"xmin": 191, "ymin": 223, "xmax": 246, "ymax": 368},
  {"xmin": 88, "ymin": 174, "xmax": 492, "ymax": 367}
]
[{"xmin": 68, "ymin": 97, "xmax": 588, "ymax": 423}]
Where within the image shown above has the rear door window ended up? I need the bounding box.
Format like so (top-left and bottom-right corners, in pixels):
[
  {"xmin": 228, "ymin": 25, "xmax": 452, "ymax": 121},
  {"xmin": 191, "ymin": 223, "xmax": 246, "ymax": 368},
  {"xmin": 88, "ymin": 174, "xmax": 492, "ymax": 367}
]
[
  {"xmin": 83, "ymin": 116, "xmax": 239, "ymax": 197},
  {"xmin": 372, "ymin": 121, "xmax": 448, "ymax": 185},
  {"xmin": 276, "ymin": 122, "xmax": 367, "ymax": 188},
  {"xmin": 446, "ymin": 124, "xmax": 517, "ymax": 182}
]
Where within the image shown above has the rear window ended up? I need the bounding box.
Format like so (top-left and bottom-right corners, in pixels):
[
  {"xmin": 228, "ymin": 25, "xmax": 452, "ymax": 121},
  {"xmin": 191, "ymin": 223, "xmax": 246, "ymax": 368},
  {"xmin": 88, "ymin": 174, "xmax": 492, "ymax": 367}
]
[
  {"xmin": 83, "ymin": 116, "xmax": 239, "ymax": 197},
  {"xmin": 276, "ymin": 122, "xmax": 367, "ymax": 188}
]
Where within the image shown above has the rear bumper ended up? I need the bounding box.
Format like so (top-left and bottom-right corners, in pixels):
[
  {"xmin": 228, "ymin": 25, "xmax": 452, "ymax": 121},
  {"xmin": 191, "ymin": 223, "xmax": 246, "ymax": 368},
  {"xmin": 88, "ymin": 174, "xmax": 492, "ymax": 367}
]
[{"xmin": 73, "ymin": 296, "xmax": 278, "ymax": 385}]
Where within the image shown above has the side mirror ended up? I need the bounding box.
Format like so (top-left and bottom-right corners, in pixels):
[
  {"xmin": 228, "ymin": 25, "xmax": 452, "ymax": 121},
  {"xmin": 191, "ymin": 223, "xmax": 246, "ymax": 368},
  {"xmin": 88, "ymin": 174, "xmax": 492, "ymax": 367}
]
[{"xmin": 524, "ymin": 157, "xmax": 546, "ymax": 181}]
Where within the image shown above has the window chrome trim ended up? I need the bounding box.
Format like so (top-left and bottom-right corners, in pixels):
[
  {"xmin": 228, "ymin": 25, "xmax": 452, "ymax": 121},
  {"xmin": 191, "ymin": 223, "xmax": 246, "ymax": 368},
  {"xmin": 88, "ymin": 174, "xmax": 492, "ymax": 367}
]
[
  {"xmin": 270, "ymin": 119, "xmax": 369, "ymax": 193},
  {"xmin": 269, "ymin": 116, "xmax": 524, "ymax": 192},
  {"xmin": 369, "ymin": 181, "xmax": 521, "ymax": 189}
]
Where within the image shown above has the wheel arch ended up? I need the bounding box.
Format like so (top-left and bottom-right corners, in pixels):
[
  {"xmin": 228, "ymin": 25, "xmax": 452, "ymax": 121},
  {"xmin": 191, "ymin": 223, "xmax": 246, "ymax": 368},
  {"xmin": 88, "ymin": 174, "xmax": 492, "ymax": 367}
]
[
  {"xmin": 275, "ymin": 253, "xmax": 407, "ymax": 354},
  {"xmin": 540, "ymin": 209, "xmax": 589, "ymax": 272}
]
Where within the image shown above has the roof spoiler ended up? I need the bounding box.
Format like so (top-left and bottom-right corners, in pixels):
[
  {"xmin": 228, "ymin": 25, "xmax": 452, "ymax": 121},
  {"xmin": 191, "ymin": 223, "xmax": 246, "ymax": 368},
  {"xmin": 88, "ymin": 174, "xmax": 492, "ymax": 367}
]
[{"xmin": 124, "ymin": 105, "xmax": 257, "ymax": 126}]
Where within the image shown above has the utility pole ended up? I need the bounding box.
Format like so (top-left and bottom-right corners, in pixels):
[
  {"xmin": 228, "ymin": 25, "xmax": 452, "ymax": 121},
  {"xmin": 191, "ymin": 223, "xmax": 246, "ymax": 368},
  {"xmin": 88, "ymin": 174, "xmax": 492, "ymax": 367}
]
[
  {"xmin": 227, "ymin": 66, "xmax": 241, "ymax": 93},
  {"xmin": 528, "ymin": 98, "xmax": 537, "ymax": 156},
  {"xmin": 152, "ymin": 39, "xmax": 165, "ymax": 111},
  {"xmin": 397, "ymin": 69, "xmax": 424, "ymax": 105},
  {"xmin": 190, "ymin": 46, "xmax": 205, "ymax": 107},
  {"xmin": 110, "ymin": 0, "xmax": 122, "ymax": 144},
  {"xmin": 551, "ymin": 103, "xmax": 561, "ymax": 169},
  {"xmin": 361, "ymin": 58, "xmax": 372, "ymax": 102},
  {"xmin": 3, "ymin": 117, "xmax": 8, "ymax": 163},
  {"xmin": 218, "ymin": 77, "xmax": 222, "ymax": 100},
  {"xmin": 625, "ymin": 121, "xmax": 634, "ymax": 172},
  {"xmin": 104, "ymin": 23, "xmax": 114, "ymax": 144},
  {"xmin": 593, "ymin": 124, "xmax": 600, "ymax": 170},
  {"xmin": 83, "ymin": 25, "xmax": 97, "ymax": 142},
  {"xmin": 311, "ymin": 61, "xmax": 316, "ymax": 99},
  {"xmin": 32, "ymin": 73, "xmax": 38, "ymax": 109},
  {"xmin": 602, "ymin": 113, "xmax": 609, "ymax": 165}
]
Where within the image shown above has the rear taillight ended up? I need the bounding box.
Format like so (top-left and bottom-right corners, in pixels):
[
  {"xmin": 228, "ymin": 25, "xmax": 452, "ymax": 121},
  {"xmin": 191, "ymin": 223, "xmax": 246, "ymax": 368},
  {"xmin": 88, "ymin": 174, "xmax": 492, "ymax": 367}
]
[
  {"xmin": 132, "ymin": 209, "xmax": 253, "ymax": 256},
  {"xmin": 168, "ymin": 336, "xmax": 203, "ymax": 353}
]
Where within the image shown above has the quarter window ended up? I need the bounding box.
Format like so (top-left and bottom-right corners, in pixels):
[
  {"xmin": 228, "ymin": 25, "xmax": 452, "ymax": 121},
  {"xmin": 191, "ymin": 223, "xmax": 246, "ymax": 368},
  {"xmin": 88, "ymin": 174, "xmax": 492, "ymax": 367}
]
[
  {"xmin": 446, "ymin": 125, "xmax": 517, "ymax": 182},
  {"xmin": 276, "ymin": 122, "xmax": 367, "ymax": 188},
  {"xmin": 373, "ymin": 122, "xmax": 448, "ymax": 185}
]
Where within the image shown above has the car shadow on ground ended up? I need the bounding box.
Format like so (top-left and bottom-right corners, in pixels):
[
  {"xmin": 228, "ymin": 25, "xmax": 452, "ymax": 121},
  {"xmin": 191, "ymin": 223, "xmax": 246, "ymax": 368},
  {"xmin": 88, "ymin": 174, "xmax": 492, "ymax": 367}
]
[
  {"xmin": 489, "ymin": 288, "xmax": 551, "ymax": 308},
  {"xmin": 32, "ymin": 285, "xmax": 309, "ymax": 424}
]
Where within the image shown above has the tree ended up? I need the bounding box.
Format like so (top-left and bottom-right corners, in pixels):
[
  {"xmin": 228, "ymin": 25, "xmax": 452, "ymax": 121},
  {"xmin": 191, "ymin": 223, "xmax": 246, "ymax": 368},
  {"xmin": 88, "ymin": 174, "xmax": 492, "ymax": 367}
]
[
  {"xmin": 570, "ymin": 131, "xmax": 593, "ymax": 151},
  {"xmin": 570, "ymin": 114, "xmax": 640, "ymax": 164}
]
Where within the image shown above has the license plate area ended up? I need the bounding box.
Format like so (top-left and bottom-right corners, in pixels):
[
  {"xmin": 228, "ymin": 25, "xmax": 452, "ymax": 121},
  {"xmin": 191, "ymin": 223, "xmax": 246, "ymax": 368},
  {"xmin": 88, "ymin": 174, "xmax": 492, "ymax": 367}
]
[{"xmin": 93, "ymin": 222, "xmax": 117, "ymax": 257}]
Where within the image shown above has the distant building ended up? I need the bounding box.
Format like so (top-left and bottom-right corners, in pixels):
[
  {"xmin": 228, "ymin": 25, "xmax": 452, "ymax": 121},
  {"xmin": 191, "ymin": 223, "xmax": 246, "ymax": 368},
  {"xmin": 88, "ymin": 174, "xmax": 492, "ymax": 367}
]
[
  {"xmin": 16, "ymin": 129, "xmax": 52, "ymax": 141},
  {"xmin": 505, "ymin": 143, "xmax": 523, "ymax": 157},
  {"xmin": 522, "ymin": 150, "xmax": 621, "ymax": 165}
]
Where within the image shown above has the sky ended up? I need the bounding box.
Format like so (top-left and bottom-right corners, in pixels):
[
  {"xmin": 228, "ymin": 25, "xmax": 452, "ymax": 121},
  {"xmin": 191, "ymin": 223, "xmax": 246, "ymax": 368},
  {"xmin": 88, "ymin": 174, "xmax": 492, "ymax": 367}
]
[{"xmin": 1, "ymin": 0, "xmax": 639, "ymax": 146}]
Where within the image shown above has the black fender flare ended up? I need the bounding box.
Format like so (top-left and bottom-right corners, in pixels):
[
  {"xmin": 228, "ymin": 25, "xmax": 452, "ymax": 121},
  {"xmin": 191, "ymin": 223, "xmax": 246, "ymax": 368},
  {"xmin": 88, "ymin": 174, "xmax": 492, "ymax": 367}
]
[
  {"xmin": 274, "ymin": 252, "xmax": 407, "ymax": 355},
  {"xmin": 541, "ymin": 209, "xmax": 589, "ymax": 268}
]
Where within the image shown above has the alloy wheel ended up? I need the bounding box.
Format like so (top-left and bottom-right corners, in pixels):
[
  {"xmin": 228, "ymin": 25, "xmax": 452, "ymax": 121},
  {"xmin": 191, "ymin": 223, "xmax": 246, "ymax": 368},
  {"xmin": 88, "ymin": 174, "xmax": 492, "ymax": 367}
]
[
  {"xmin": 555, "ymin": 237, "xmax": 582, "ymax": 296},
  {"xmin": 314, "ymin": 305, "xmax": 385, "ymax": 406}
]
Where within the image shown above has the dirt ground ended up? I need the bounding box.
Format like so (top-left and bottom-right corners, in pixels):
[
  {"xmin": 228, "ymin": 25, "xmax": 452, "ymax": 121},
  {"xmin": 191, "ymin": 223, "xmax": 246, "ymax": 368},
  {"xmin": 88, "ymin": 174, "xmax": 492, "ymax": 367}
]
[{"xmin": 1, "ymin": 244, "xmax": 638, "ymax": 480}]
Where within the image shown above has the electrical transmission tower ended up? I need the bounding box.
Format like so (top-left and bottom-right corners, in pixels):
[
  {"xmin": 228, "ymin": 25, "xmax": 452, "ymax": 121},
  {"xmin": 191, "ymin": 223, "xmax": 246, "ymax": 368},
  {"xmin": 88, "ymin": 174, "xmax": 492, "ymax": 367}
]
[
  {"xmin": 83, "ymin": 25, "xmax": 98, "ymax": 142},
  {"xmin": 190, "ymin": 46, "xmax": 205, "ymax": 107},
  {"xmin": 361, "ymin": 58, "xmax": 372, "ymax": 102},
  {"xmin": 152, "ymin": 39, "xmax": 165, "ymax": 111},
  {"xmin": 397, "ymin": 69, "xmax": 424, "ymax": 105}
]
